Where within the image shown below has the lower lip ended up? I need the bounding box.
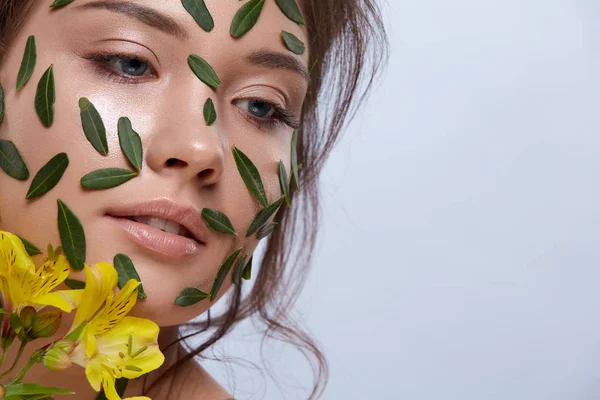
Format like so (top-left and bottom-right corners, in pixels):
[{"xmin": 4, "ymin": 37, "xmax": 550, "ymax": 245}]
[{"xmin": 107, "ymin": 215, "xmax": 203, "ymax": 258}]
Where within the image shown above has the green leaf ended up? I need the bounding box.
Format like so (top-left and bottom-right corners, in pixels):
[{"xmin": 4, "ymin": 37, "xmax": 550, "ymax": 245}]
[
  {"xmin": 281, "ymin": 31, "xmax": 305, "ymax": 55},
  {"xmin": 16, "ymin": 235, "xmax": 42, "ymax": 256},
  {"xmin": 174, "ymin": 287, "xmax": 210, "ymax": 306},
  {"xmin": 0, "ymin": 139, "xmax": 30, "ymax": 180},
  {"xmin": 114, "ymin": 253, "xmax": 146, "ymax": 299},
  {"xmin": 79, "ymin": 97, "xmax": 108, "ymax": 155},
  {"xmin": 4, "ymin": 383, "xmax": 72, "ymax": 396},
  {"xmin": 188, "ymin": 54, "xmax": 221, "ymax": 89},
  {"xmin": 203, "ymin": 98, "xmax": 216, "ymax": 126},
  {"xmin": 278, "ymin": 160, "xmax": 290, "ymax": 207},
  {"xmin": 26, "ymin": 153, "xmax": 69, "ymax": 199},
  {"xmin": 181, "ymin": 0, "xmax": 214, "ymax": 32},
  {"xmin": 201, "ymin": 208, "xmax": 237, "ymax": 236},
  {"xmin": 246, "ymin": 197, "xmax": 285, "ymax": 237},
  {"xmin": 50, "ymin": 0, "xmax": 76, "ymax": 8},
  {"xmin": 309, "ymin": 59, "xmax": 318, "ymax": 74},
  {"xmin": 64, "ymin": 278, "xmax": 85, "ymax": 289},
  {"xmin": 256, "ymin": 221, "xmax": 277, "ymax": 240},
  {"xmin": 117, "ymin": 117, "xmax": 143, "ymax": 171},
  {"xmin": 57, "ymin": 199, "xmax": 86, "ymax": 271},
  {"xmin": 231, "ymin": 255, "xmax": 247, "ymax": 285},
  {"xmin": 81, "ymin": 168, "xmax": 137, "ymax": 190},
  {"xmin": 0, "ymin": 80, "xmax": 5, "ymax": 126},
  {"xmin": 242, "ymin": 256, "xmax": 253, "ymax": 280},
  {"xmin": 35, "ymin": 65, "xmax": 55, "ymax": 127},
  {"xmin": 290, "ymin": 129, "xmax": 300, "ymax": 190},
  {"xmin": 16, "ymin": 36, "xmax": 37, "ymax": 92},
  {"xmin": 210, "ymin": 248, "xmax": 242, "ymax": 301},
  {"xmin": 232, "ymin": 145, "xmax": 268, "ymax": 208},
  {"xmin": 275, "ymin": 0, "xmax": 305, "ymax": 25},
  {"xmin": 230, "ymin": 0, "xmax": 265, "ymax": 38}
]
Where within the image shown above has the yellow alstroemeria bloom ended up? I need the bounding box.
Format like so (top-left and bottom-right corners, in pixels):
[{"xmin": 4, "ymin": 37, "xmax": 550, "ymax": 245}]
[
  {"xmin": 0, "ymin": 231, "xmax": 81, "ymax": 313},
  {"xmin": 67, "ymin": 262, "xmax": 164, "ymax": 400}
]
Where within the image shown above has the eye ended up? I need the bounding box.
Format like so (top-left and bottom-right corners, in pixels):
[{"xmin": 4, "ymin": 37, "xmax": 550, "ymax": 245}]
[
  {"xmin": 237, "ymin": 99, "xmax": 275, "ymax": 119},
  {"xmin": 84, "ymin": 52, "xmax": 155, "ymax": 84},
  {"xmin": 116, "ymin": 57, "xmax": 148, "ymax": 76}
]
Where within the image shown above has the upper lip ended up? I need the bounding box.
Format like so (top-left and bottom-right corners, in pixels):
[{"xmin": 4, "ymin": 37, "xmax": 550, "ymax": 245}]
[{"xmin": 105, "ymin": 198, "xmax": 208, "ymax": 244}]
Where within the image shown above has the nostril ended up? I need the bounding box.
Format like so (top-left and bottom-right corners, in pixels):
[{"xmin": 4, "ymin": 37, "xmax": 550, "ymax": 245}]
[
  {"xmin": 166, "ymin": 158, "xmax": 187, "ymax": 168},
  {"xmin": 197, "ymin": 169, "xmax": 217, "ymax": 184}
]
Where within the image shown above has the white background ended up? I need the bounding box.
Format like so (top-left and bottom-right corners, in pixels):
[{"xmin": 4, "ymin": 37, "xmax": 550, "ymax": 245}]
[{"xmin": 204, "ymin": 1, "xmax": 600, "ymax": 399}]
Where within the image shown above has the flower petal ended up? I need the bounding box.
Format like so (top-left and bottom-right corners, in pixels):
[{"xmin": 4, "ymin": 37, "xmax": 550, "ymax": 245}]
[
  {"xmin": 85, "ymin": 356, "xmax": 104, "ymax": 392},
  {"xmin": 88, "ymin": 279, "xmax": 139, "ymax": 336},
  {"xmin": 72, "ymin": 262, "xmax": 117, "ymax": 330},
  {"xmin": 24, "ymin": 255, "xmax": 70, "ymax": 298},
  {"xmin": 32, "ymin": 289, "xmax": 83, "ymax": 312}
]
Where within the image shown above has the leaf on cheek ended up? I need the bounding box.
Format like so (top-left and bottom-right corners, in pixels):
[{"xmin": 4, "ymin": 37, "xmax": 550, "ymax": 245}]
[
  {"xmin": 210, "ymin": 248, "xmax": 242, "ymax": 301},
  {"xmin": 117, "ymin": 117, "xmax": 143, "ymax": 171},
  {"xmin": 79, "ymin": 97, "xmax": 108, "ymax": 156},
  {"xmin": 0, "ymin": 139, "xmax": 30, "ymax": 180},
  {"xmin": 16, "ymin": 35, "xmax": 36, "ymax": 92},
  {"xmin": 35, "ymin": 65, "xmax": 55, "ymax": 127},
  {"xmin": 26, "ymin": 152, "xmax": 69, "ymax": 200}
]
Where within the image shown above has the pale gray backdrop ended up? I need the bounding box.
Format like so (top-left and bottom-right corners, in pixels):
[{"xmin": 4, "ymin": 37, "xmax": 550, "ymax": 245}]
[{"xmin": 202, "ymin": 0, "xmax": 600, "ymax": 399}]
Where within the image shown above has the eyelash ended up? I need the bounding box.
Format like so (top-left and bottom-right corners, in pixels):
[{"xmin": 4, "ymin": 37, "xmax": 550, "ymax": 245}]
[{"xmin": 84, "ymin": 51, "xmax": 301, "ymax": 131}]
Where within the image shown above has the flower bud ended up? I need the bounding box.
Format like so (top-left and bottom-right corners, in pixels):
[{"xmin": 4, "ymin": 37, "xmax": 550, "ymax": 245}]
[
  {"xmin": 19, "ymin": 306, "xmax": 37, "ymax": 329},
  {"xmin": 43, "ymin": 340, "xmax": 75, "ymax": 371},
  {"xmin": 30, "ymin": 310, "xmax": 62, "ymax": 339}
]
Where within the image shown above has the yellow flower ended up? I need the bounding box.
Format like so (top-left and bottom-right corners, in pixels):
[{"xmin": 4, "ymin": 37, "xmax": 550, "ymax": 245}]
[
  {"xmin": 66, "ymin": 263, "xmax": 164, "ymax": 400},
  {"xmin": 0, "ymin": 231, "xmax": 81, "ymax": 314}
]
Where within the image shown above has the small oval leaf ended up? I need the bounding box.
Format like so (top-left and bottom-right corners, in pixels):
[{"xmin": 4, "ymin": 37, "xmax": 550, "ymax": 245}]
[
  {"xmin": 201, "ymin": 208, "xmax": 237, "ymax": 236},
  {"xmin": 256, "ymin": 221, "xmax": 277, "ymax": 240},
  {"xmin": 210, "ymin": 248, "xmax": 242, "ymax": 301},
  {"xmin": 246, "ymin": 197, "xmax": 285, "ymax": 237},
  {"xmin": 278, "ymin": 160, "xmax": 290, "ymax": 207},
  {"xmin": 290, "ymin": 129, "xmax": 300, "ymax": 190},
  {"xmin": 275, "ymin": 0, "xmax": 305, "ymax": 25},
  {"xmin": 79, "ymin": 97, "xmax": 108, "ymax": 155},
  {"xmin": 26, "ymin": 153, "xmax": 69, "ymax": 200},
  {"xmin": 175, "ymin": 287, "xmax": 210, "ymax": 306},
  {"xmin": 230, "ymin": 0, "xmax": 265, "ymax": 38},
  {"xmin": 188, "ymin": 54, "xmax": 221, "ymax": 89},
  {"xmin": 232, "ymin": 145, "xmax": 268, "ymax": 208},
  {"xmin": 242, "ymin": 256, "xmax": 253, "ymax": 281},
  {"xmin": 16, "ymin": 35, "xmax": 37, "ymax": 92},
  {"xmin": 181, "ymin": 0, "xmax": 214, "ymax": 32},
  {"xmin": 231, "ymin": 255, "xmax": 248, "ymax": 285},
  {"xmin": 81, "ymin": 168, "xmax": 137, "ymax": 190},
  {"xmin": 203, "ymin": 98, "xmax": 216, "ymax": 126},
  {"xmin": 57, "ymin": 199, "xmax": 86, "ymax": 271},
  {"xmin": 0, "ymin": 139, "xmax": 30, "ymax": 180},
  {"xmin": 64, "ymin": 278, "xmax": 85, "ymax": 289},
  {"xmin": 114, "ymin": 253, "xmax": 146, "ymax": 299},
  {"xmin": 16, "ymin": 235, "xmax": 42, "ymax": 256},
  {"xmin": 117, "ymin": 117, "xmax": 143, "ymax": 171},
  {"xmin": 281, "ymin": 31, "xmax": 305, "ymax": 55},
  {"xmin": 4, "ymin": 383, "xmax": 73, "ymax": 397},
  {"xmin": 50, "ymin": 0, "xmax": 76, "ymax": 8},
  {"xmin": 35, "ymin": 65, "xmax": 55, "ymax": 127},
  {"xmin": 0, "ymin": 81, "xmax": 5, "ymax": 126}
]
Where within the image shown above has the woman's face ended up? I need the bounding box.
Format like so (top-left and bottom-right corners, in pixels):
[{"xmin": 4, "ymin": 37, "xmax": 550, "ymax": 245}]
[{"xmin": 0, "ymin": 0, "xmax": 308, "ymax": 326}]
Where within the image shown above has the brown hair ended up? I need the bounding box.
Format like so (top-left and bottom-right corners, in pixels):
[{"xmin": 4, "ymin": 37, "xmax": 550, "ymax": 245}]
[{"xmin": 0, "ymin": 1, "xmax": 388, "ymax": 398}]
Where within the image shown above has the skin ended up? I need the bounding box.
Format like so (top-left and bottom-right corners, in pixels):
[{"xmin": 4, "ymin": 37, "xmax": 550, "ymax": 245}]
[{"xmin": 0, "ymin": 0, "xmax": 309, "ymax": 398}]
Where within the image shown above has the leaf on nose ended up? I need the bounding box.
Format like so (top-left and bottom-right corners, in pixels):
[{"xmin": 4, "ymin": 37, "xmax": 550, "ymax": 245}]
[
  {"xmin": 79, "ymin": 98, "xmax": 108, "ymax": 156},
  {"xmin": 278, "ymin": 160, "xmax": 290, "ymax": 207},
  {"xmin": 175, "ymin": 287, "xmax": 210, "ymax": 306},
  {"xmin": 35, "ymin": 65, "xmax": 55, "ymax": 127},
  {"xmin": 57, "ymin": 199, "xmax": 87, "ymax": 271},
  {"xmin": 232, "ymin": 145, "xmax": 268, "ymax": 208},
  {"xmin": 201, "ymin": 208, "xmax": 237, "ymax": 236},
  {"xmin": 16, "ymin": 35, "xmax": 36, "ymax": 92},
  {"xmin": 242, "ymin": 256, "xmax": 253, "ymax": 281},
  {"xmin": 114, "ymin": 253, "xmax": 146, "ymax": 300},
  {"xmin": 0, "ymin": 139, "xmax": 29, "ymax": 180},
  {"xmin": 275, "ymin": 0, "xmax": 305, "ymax": 25},
  {"xmin": 181, "ymin": 0, "xmax": 214, "ymax": 32},
  {"xmin": 210, "ymin": 248, "xmax": 242, "ymax": 301},
  {"xmin": 203, "ymin": 98, "xmax": 217, "ymax": 126},
  {"xmin": 15, "ymin": 235, "xmax": 42, "ymax": 256},
  {"xmin": 281, "ymin": 31, "xmax": 305, "ymax": 55},
  {"xmin": 50, "ymin": 0, "xmax": 76, "ymax": 8},
  {"xmin": 117, "ymin": 117, "xmax": 143, "ymax": 171},
  {"xmin": 0, "ymin": 81, "xmax": 5, "ymax": 126},
  {"xmin": 230, "ymin": 0, "xmax": 265, "ymax": 38},
  {"xmin": 246, "ymin": 197, "xmax": 285, "ymax": 237},
  {"xmin": 26, "ymin": 152, "xmax": 69, "ymax": 200},
  {"xmin": 231, "ymin": 255, "xmax": 248, "ymax": 285},
  {"xmin": 188, "ymin": 55, "xmax": 221, "ymax": 89},
  {"xmin": 80, "ymin": 168, "xmax": 137, "ymax": 190}
]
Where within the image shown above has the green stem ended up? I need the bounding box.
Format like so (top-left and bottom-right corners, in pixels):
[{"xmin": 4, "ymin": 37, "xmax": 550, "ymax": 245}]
[
  {"xmin": 0, "ymin": 340, "xmax": 27, "ymax": 378},
  {"xmin": 10, "ymin": 353, "xmax": 40, "ymax": 385},
  {"xmin": 0, "ymin": 347, "xmax": 7, "ymax": 370}
]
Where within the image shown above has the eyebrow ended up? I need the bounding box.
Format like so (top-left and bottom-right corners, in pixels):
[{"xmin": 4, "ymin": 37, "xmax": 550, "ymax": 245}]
[
  {"xmin": 247, "ymin": 50, "xmax": 310, "ymax": 83},
  {"xmin": 76, "ymin": 1, "xmax": 190, "ymax": 41}
]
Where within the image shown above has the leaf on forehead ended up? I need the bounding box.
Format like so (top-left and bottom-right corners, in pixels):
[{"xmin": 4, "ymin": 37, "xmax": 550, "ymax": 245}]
[
  {"xmin": 188, "ymin": 55, "xmax": 221, "ymax": 89},
  {"xmin": 203, "ymin": 98, "xmax": 217, "ymax": 126},
  {"xmin": 64, "ymin": 278, "xmax": 86, "ymax": 289},
  {"xmin": 232, "ymin": 145, "xmax": 268, "ymax": 208},
  {"xmin": 79, "ymin": 97, "xmax": 108, "ymax": 156},
  {"xmin": 275, "ymin": 0, "xmax": 305, "ymax": 25},
  {"xmin": 242, "ymin": 256, "xmax": 253, "ymax": 281},
  {"xmin": 201, "ymin": 208, "xmax": 237, "ymax": 236},
  {"xmin": 117, "ymin": 117, "xmax": 143, "ymax": 171},
  {"xmin": 256, "ymin": 221, "xmax": 277, "ymax": 240},
  {"xmin": 210, "ymin": 248, "xmax": 242, "ymax": 301},
  {"xmin": 281, "ymin": 31, "xmax": 305, "ymax": 55},
  {"xmin": 278, "ymin": 160, "xmax": 291, "ymax": 207},
  {"xmin": 231, "ymin": 255, "xmax": 248, "ymax": 285},
  {"xmin": 16, "ymin": 35, "xmax": 37, "ymax": 92},
  {"xmin": 181, "ymin": 0, "xmax": 214, "ymax": 32},
  {"xmin": 175, "ymin": 287, "xmax": 210, "ymax": 306},
  {"xmin": 290, "ymin": 129, "xmax": 300, "ymax": 191},
  {"xmin": 50, "ymin": 0, "xmax": 76, "ymax": 8},
  {"xmin": 0, "ymin": 139, "xmax": 30, "ymax": 180},
  {"xmin": 16, "ymin": 235, "xmax": 42, "ymax": 256},
  {"xmin": 35, "ymin": 65, "xmax": 55, "ymax": 127},
  {"xmin": 246, "ymin": 197, "xmax": 285, "ymax": 237},
  {"xmin": 80, "ymin": 168, "xmax": 137, "ymax": 190},
  {"xmin": 114, "ymin": 253, "xmax": 146, "ymax": 299},
  {"xmin": 0, "ymin": 81, "xmax": 5, "ymax": 126},
  {"xmin": 26, "ymin": 152, "xmax": 69, "ymax": 200},
  {"xmin": 230, "ymin": 0, "xmax": 265, "ymax": 38},
  {"xmin": 57, "ymin": 199, "xmax": 87, "ymax": 271}
]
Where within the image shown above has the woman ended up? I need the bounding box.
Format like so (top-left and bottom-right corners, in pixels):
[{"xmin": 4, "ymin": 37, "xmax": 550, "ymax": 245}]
[{"xmin": 0, "ymin": 0, "xmax": 387, "ymax": 399}]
